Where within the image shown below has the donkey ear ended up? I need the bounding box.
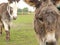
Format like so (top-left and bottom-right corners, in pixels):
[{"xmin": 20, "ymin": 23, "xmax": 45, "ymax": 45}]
[
  {"xmin": 52, "ymin": 0, "xmax": 60, "ymax": 10},
  {"xmin": 52, "ymin": 0, "xmax": 60, "ymax": 5},
  {"xmin": 24, "ymin": 0, "xmax": 41, "ymax": 7},
  {"xmin": 56, "ymin": 1, "xmax": 60, "ymax": 10},
  {"xmin": 55, "ymin": 0, "xmax": 60, "ymax": 6}
]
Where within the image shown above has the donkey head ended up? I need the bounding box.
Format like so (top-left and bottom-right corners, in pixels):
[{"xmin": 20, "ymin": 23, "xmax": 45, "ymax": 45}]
[
  {"xmin": 7, "ymin": 0, "xmax": 20, "ymax": 20},
  {"xmin": 24, "ymin": 0, "xmax": 60, "ymax": 45}
]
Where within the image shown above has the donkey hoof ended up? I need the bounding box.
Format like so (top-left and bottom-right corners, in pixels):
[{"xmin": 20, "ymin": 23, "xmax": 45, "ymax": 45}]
[
  {"xmin": 6, "ymin": 37, "xmax": 10, "ymax": 41},
  {"xmin": 0, "ymin": 34, "xmax": 2, "ymax": 36},
  {"xmin": 6, "ymin": 39, "xmax": 10, "ymax": 41},
  {"xmin": 0, "ymin": 32, "xmax": 2, "ymax": 36}
]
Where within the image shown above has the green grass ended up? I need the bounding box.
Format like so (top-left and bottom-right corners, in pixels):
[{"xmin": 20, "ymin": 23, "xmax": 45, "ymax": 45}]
[
  {"xmin": 13, "ymin": 15, "xmax": 34, "ymax": 23},
  {"xmin": 0, "ymin": 15, "xmax": 39, "ymax": 45}
]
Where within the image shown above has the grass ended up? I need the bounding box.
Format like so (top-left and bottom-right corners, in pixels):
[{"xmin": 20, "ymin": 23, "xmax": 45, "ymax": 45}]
[
  {"xmin": 0, "ymin": 15, "xmax": 39, "ymax": 45},
  {"xmin": 13, "ymin": 15, "xmax": 34, "ymax": 23}
]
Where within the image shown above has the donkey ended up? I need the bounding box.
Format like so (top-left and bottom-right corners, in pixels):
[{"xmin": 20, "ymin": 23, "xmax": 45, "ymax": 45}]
[
  {"xmin": 24, "ymin": 0, "xmax": 60, "ymax": 45},
  {"xmin": 0, "ymin": 0, "xmax": 20, "ymax": 41}
]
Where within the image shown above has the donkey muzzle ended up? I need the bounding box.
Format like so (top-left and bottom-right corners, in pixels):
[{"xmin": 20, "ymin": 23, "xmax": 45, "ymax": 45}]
[
  {"xmin": 13, "ymin": 16, "xmax": 17, "ymax": 20},
  {"xmin": 46, "ymin": 41, "xmax": 56, "ymax": 45}
]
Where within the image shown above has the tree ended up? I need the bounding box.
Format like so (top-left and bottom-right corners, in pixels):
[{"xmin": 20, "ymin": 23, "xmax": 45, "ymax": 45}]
[
  {"xmin": 17, "ymin": 9, "xmax": 22, "ymax": 12},
  {"xmin": 23, "ymin": 7, "xmax": 28, "ymax": 12}
]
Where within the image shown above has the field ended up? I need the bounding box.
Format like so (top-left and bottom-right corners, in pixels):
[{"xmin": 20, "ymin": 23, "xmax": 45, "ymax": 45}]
[{"xmin": 0, "ymin": 15, "xmax": 39, "ymax": 45}]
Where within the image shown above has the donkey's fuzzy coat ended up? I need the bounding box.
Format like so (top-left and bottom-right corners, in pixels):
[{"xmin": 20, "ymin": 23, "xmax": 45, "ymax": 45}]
[{"xmin": 24, "ymin": 0, "xmax": 60, "ymax": 45}]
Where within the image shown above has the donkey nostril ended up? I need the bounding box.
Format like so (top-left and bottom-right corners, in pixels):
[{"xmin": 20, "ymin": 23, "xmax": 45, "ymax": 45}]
[
  {"xmin": 46, "ymin": 42, "xmax": 56, "ymax": 45},
  {"xmin": 13, "ymin": 17, "xmax": 17, "ymax": 20},
  {"xmin": 46, "ymin": 42, "xmax": 49, "ymax": 45}
]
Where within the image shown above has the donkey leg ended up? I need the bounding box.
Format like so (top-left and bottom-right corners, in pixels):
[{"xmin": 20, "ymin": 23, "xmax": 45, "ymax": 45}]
[
  {"xmin": 0, "ymin": 23, "xmax": 3, "ymax": 35},
  {"xmin": 2, "ymin": 21, "xmax": 10, "ymax": 41},
  {"xmin": 5, "ymin": 25, "xmax": 10, "ymax": 41},
  {"xmin": 5, "ymin": 30, "xmax": 10, "ymax": 41}
]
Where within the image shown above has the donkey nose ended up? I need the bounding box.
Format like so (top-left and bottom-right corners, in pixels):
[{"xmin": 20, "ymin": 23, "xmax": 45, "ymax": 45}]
[
  {"xmin": 46, "ymin": 41, "xmax": 56, "ymax": 45},
  {"xmin": 13, "ymin": 16, "xmax": 17, "ymax": 20}
]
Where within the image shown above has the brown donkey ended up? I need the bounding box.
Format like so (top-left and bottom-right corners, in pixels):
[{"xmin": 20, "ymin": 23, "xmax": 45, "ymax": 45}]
[
  {"xmin": 0, "ymin": 0, "xmax": 20, "ymax": 41},
  {"xmin": 24, "ymin": 0, "xmax": 60, "ymax": 45}
]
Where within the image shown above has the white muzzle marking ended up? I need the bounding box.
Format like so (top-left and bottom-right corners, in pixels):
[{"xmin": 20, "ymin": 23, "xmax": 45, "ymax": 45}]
[{"xmin": 45, "ymin": 32, "xmax": 56, "ymax": 42}]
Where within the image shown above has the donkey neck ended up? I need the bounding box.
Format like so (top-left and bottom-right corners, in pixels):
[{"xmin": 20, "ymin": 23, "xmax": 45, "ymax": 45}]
[{"xmin": 0, "ymin": 3, "xmax": 8, "ymax": 15}]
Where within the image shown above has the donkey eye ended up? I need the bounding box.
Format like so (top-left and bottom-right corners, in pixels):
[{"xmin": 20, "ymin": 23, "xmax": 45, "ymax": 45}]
[{"xmin": 39, "ymin": 17, "xmax": 43, "ymax": 22}]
